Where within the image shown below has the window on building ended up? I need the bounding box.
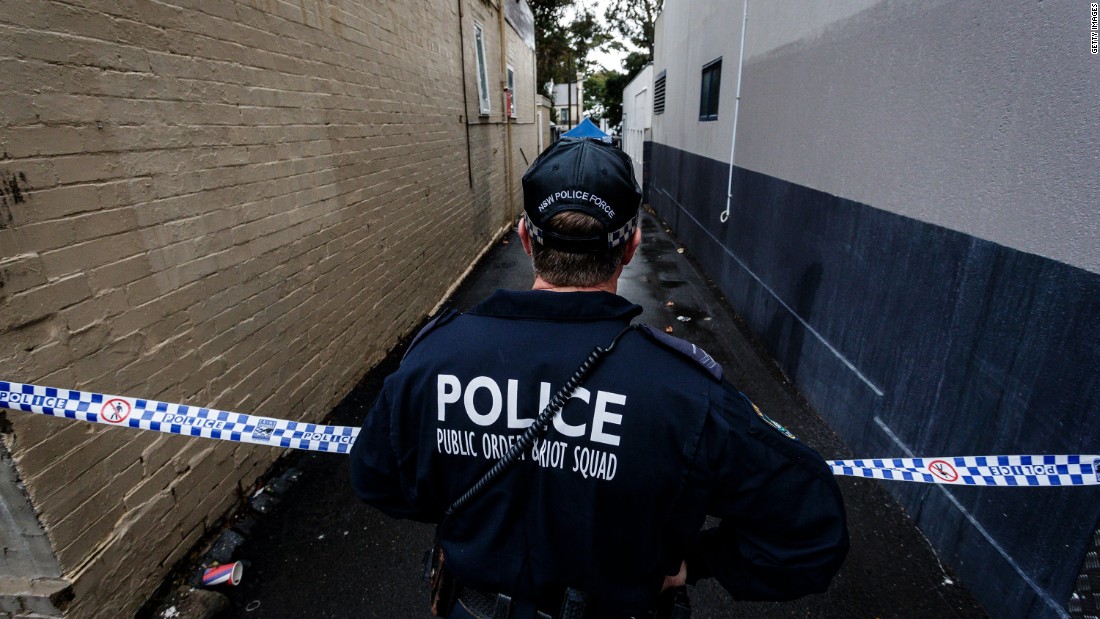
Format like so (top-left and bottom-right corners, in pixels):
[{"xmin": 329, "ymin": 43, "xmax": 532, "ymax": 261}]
[
  {"xmin": 507, "ymin": 65, "xmax": 516, "ymax": 117},
  {"xmin": 653, "ymin": 71, "xmax": 666, "ymax": 115},
  {"xmin": 699, "ymin": 59, "xmax": 721, "ymax": 121},
  {"xmin": 560, "ymin": 107, "xmax": 570, "ymax": 126},
  {"xmin": 474, "ymin": 23, "xmax": 491, "ymax": 116}
]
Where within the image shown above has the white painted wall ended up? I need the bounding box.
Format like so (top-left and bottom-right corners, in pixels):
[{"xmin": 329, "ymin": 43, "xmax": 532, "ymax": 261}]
[{"xmin": 622, "ymin": 64, "xmax": 653, "ymax": 184}]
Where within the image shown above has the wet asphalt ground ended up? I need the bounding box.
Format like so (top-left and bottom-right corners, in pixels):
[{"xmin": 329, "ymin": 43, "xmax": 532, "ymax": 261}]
[{"xmin": 185, "ymin": 211, "xmax": 989, "ymax": 618}]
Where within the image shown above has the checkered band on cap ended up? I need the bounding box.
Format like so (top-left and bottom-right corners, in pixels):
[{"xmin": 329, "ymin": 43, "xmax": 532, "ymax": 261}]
[
  {"xmin": 609, "ymin": 213, "xmax": 639, "ymax": 248},
  {"xmin": 524, "ymin": 212, "xmax": 546, "ymax": 245},
  {"xmin": 525, "ymin": 212, "xmax": 638, "ymax": 251}
]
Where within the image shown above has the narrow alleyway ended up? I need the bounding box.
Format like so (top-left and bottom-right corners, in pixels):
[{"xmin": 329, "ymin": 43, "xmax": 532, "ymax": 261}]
[{"xmin": 183, "ymin": 212, "xmax": 988, "ymax": 618}]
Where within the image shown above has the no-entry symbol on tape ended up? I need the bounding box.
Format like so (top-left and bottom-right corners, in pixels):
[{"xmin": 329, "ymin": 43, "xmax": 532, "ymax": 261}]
[
  {"xmin": 100, "ymin": 399, "xmax": 131, "ymax": 424},
  {"xmin": 928, "ymin": 460, "xmax": 959, "ymax": 482}
]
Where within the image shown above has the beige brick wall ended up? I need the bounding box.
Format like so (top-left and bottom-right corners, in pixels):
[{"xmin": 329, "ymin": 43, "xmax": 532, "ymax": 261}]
[
  {"xmin": 462, "ymin": 0, "xmax": 539, "ymax": 233},
  {"xmin": 0, "ymin": 0, "xmax": 535, "ymax": 615}
]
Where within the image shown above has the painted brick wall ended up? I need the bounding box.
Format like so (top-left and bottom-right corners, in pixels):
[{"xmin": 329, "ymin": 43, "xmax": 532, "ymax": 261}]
[{"xmin": 0, "ymin": 0, "xmax": 530, "ymax": 615}]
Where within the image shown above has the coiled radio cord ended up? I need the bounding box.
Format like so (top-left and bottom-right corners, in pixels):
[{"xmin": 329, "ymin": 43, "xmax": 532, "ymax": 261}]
[{"xmin": 445, "ymin": 325, "xmax": 639, "ymax": 516}]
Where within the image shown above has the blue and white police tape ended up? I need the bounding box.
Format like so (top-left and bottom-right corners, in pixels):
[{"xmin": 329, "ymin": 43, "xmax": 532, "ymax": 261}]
[
  {"xmin": 828, "ymin": 455, "xmax": 1099, "ymax": 487},
  {"xmin": 0, "ymin": 380, "xmax": 358, "ymax": 454},
  {"xmin": 2, "ymin": 381, "xmax": 1097, "ymax": 487}
]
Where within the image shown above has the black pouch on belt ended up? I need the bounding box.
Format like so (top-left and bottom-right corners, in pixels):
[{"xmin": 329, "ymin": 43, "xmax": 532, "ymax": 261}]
[
  {"xmin": 425, "ymin": 537, "xmax": 457, "ymax": 617},
  {"xmin": 653, "ymin": 586, "xmax": 691, "ymax": 619}
]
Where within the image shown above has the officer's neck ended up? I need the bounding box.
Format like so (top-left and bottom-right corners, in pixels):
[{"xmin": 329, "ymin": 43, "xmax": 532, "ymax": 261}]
[{"xmin": 532, "ymin": 276, "xmax": 618, "ymax": 295}]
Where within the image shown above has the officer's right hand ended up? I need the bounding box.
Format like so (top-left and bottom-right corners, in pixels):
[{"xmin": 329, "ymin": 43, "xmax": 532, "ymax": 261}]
[{"xmin": 662, "ymin": 561, "xmax": 688, "ymax": 592}]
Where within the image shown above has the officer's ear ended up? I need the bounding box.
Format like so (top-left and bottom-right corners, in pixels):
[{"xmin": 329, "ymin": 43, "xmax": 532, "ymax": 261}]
[
  {"xmin": 517, "ymin": 218, "xmax": 534, "ymax": 256},
  {"xmin": 620, "ymin": 226, "xmax": 642, "ymax": 266}
]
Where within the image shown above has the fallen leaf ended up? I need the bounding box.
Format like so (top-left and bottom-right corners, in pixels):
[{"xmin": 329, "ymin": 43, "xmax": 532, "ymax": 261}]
[{"xmin": 664, "ymin": 326, "xmax": 674, "ymax": 333}]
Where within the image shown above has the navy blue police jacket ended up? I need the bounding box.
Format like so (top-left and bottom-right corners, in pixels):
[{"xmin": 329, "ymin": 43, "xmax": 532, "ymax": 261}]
[{"xmin": 351, "ymin": 289, "xmax": 848, "ymax": 617}]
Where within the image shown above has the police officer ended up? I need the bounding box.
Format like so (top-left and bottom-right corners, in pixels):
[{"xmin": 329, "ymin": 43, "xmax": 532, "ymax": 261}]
[{"xmin": 350, "ymin": 138, "xmax": 849, "ymax": 619}]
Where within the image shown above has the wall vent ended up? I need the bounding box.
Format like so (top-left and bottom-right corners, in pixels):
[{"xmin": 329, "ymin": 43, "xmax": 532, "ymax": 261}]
[{"xmin": 654, "ymin": 71, "xmax": 666, "ymax": 115}]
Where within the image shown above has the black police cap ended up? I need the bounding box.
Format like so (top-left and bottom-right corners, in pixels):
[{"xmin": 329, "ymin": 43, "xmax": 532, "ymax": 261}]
[{"xmin": 521, "ymin": 138, "xmax": 642, "ymax": 254}]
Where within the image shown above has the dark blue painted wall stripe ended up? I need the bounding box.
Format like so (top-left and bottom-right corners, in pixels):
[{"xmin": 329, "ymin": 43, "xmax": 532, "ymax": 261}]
[{"xmin": 647, "ymin": 140, "xmax": 1100, "ymax": 619}]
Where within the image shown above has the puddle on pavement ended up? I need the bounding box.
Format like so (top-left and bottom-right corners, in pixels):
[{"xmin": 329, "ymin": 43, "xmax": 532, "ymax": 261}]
[{"xmin": 659, "ymin": 278, "xmax": 685, "ymax": 289}]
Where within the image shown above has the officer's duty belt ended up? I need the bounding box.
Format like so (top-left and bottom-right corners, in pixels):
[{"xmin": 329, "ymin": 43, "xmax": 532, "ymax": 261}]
[{"xmin": 456, "ymin": 585, "xmax": 587, "ymax": 619}]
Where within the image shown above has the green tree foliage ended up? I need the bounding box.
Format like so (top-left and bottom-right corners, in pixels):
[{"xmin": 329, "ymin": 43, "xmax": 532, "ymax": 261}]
[
  {"xmin": 567, "ymin": 7, "xmax": 611, "ymax": 77},
  {"xmin": 583, "ymin": 71, "xmax": 611, "ymax": 120},
  {"xmin": 596, "ymin": 71, "xmax": 628, "ymax": 127},
  {"xmin": 529, "ymin": 1, "xmax": 609, "ymax": 99},
  {"xmin": 620, "ymin": 50, "xmax": 652, "ymax": 80},
  {"xmin": 529, "ymin": 0, "xmax": 573, "ymax": 92},
  {"xmin": 604, "ymin": 0, "xmax": 662, "ymax": 59},
  {"xmin": 587, "ymin": 1, "xmax": 662, "ymax": 130},
  {"xmin": 585, "ymin": 57, "xmax": 646, "ymax": 127},
  {"xmin": 531, "ymin": 0, "xmax": 661, "ymax": 127}
]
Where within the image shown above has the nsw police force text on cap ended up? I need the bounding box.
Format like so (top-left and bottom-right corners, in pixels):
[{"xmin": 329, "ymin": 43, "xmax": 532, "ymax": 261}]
[{"xmin": 538, "ymin": 191, "xmax": 616, "ymax": 220}]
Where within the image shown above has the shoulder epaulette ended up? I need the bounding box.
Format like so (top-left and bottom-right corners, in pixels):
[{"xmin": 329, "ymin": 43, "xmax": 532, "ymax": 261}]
[
  {"xmin": 636, "ymin": 324, "xmax": 723, "ymax": 381},
  {"xmin": 403, "ymin": 309, "xmax": 459, "ymax": 360}
]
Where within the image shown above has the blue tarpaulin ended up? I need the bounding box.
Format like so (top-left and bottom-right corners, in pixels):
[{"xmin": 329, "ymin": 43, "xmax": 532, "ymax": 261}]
[{"xmin": 562, "ymin": 117, "xmax": 611, "ymax": 142}]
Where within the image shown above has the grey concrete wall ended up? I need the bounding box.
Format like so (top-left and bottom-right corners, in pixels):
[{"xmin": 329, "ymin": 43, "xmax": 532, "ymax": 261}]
[
  {"xmin": 0, "ymin": 444, "xmax": 67, "ymax": 617},
  {"xmin": 654, "ymin": 0, "xmax": 1099, "ymax": 274},
  {"xmin": 651, "ymin": 0, "xmax": 744, "ymax": 165},
  {"xmin": 650, "ymin": 1, "xmax": 1100, "ymax": 618}
]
